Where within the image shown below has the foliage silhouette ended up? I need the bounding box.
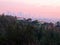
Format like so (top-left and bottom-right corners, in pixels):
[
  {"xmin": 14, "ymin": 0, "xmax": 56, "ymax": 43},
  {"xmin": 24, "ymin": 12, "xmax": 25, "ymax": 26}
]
[{"xmin": 0, "ymin": 14, "xmax": 60, "ymax": 45}]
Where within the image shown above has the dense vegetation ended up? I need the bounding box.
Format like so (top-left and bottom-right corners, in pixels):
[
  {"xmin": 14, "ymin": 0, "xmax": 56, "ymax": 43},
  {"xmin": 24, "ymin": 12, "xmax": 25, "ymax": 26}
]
[{"xmin": 0, "ymin": 14, "xmax": 60, "ymax": 45}]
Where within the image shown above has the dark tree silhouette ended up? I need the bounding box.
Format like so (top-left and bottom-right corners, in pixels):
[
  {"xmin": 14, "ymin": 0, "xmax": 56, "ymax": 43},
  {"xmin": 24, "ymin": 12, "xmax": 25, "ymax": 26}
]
[{"xmin": 0, "ymin": 14, "xmax": 60, "ymax": 45}]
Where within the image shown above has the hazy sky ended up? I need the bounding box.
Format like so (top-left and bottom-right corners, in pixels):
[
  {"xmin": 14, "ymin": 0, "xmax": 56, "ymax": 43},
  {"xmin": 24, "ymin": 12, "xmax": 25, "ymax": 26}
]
[{"xmin": 0, "ymin": 0, "xmax": 60, "ymax": 19}]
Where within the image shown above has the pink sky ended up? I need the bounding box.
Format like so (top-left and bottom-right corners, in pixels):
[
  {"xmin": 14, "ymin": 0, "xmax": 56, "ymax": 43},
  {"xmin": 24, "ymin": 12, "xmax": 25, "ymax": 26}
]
[{"xmin": 0, "ymin": 0, "xmax": 60, "ymax": 19}]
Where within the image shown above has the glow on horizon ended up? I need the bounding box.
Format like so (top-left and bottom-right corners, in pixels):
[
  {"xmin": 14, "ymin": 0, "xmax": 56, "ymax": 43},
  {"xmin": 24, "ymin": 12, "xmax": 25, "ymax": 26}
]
[{"xmin": 0, "ymin": 0, "xmax": 60, "ymax": 19}]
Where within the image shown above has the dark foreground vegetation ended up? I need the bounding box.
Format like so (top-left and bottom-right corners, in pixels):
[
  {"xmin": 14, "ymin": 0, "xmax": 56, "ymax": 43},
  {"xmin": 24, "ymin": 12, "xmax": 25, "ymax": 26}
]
[{"xmin": 0, "ymin": 14, "xmax": 60, "ymax": 45}]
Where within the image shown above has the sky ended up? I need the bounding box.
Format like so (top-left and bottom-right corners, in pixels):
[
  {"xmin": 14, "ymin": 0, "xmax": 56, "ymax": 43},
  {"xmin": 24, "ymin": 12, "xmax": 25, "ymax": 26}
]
[{"xmin": 0, "ymin": 0, "xmax": 60, "ymax": 20}]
